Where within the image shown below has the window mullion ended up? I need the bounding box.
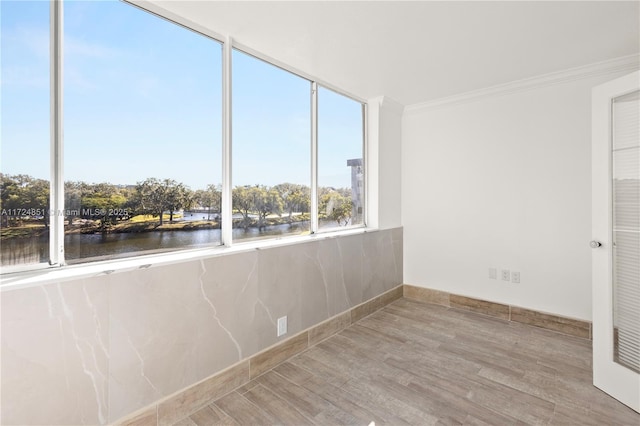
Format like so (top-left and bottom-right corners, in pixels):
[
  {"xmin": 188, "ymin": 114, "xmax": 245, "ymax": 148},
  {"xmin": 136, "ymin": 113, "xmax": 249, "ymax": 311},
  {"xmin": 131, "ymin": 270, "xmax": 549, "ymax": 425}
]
[
  {"xmin": 362, "ymin": 103, "xmax": 368, "ymax": 227},
  {"xmin": 221, "ymin": 36, "xmax": 233, "ymax": 246},
  {"xmin": 49, "ymin": 0, "xmax": 65, "ymax": 266},
  {"xmin": 310, "ymin": 81, "xmax": 319, "ymax": 234}
]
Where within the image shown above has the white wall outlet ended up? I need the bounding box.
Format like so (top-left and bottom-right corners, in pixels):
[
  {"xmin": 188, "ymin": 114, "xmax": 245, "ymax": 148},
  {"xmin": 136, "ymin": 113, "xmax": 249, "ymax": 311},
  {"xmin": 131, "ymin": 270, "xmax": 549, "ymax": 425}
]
[
  {"xmin": 511, "ymin": 271, "xmax": 520, "ymax": 283},
  {"xmin": 277, "ymin": 316, "xmax": 287, "ymax": 337},
  {"xmin": 489, "ymin": 267, "xmax": 497, "ymax": 279},
  {"xmin": 501, "ymin": 269, "xmax": 510, "ymax": 281}
]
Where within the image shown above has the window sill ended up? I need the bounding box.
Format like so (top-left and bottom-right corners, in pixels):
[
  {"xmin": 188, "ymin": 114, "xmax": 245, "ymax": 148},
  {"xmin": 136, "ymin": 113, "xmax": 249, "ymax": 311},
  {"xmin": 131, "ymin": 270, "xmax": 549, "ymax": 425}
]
[{"xmin": 0, "ymin": 226, "xmax": 372, "ymax": 292}]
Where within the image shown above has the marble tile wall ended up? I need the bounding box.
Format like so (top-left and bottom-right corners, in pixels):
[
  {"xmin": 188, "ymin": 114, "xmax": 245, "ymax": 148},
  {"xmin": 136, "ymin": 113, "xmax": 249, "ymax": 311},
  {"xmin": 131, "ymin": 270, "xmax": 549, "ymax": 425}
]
[{"xmin": 0, "ymin": 227, "xmax": 402, "ymax": 425}]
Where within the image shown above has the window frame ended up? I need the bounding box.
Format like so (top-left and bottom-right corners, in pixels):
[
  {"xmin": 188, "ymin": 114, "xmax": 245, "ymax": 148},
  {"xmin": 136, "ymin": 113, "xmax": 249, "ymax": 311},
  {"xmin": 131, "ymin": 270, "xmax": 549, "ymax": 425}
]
[
  {"xmin": 229, "ymin": 46, "xmax": 313, "ymax": 242},
  {"xmin": 315, "ymin": 83, "xmax": 368, "ymax": 234},
  {"xmin": 0, "ymin": 0, "xmax": 369, "ymax": 276}
]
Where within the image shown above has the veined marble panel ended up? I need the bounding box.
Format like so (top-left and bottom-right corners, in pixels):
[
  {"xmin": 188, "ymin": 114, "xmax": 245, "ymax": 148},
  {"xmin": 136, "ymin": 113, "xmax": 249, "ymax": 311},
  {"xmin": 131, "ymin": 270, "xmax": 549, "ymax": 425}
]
[
  {"xmin": 297, "ymin": 240, "xmax": 336, "ymax": 330},
  {"xmin": 315, "ymin": 237, "xmax": 347, "ymax": 317},
  {"xmin": 334, "ymin": 233, "xmax": 365, "ymax": 307},
  {"xmin": 363, "ymin": 229, "xmax": 403, "ymax": 301},
  {"xmin": 1, "ymin": 278, "xmax": 109, "ymax": 425},
  {"xmin": 109, "ymin": 261, "xmax": 207, "ymax": 421},
  {"xmin": 199, "ymin": 251, "xmax": 266, "ymax": 362},
  {"xmin": 0, "ymin": 227, "xmax": 403, "ymax": 425}
]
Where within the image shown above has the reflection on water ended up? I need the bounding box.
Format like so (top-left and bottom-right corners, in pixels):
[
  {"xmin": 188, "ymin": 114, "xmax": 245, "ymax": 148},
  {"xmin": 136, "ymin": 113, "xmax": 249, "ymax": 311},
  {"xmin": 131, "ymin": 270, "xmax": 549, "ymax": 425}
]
[
  {"xmin": 0, "ymin": 233, "xmax": 50, "ymax": 267},
  {"xmin": 1, "ymin": 221, "xmax": 312, "ymax": 266}
]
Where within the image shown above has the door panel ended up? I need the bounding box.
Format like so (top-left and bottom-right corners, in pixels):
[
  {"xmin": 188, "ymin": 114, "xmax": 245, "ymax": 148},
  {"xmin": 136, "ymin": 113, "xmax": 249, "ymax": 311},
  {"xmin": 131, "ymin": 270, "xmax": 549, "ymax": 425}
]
[
  {"xmin": 612, "ymin": 90, "xmax": 640, "ymax": 375},
  {"xmin": 592, "ymin": 71, "xmax": 640, "ymax": 413}
]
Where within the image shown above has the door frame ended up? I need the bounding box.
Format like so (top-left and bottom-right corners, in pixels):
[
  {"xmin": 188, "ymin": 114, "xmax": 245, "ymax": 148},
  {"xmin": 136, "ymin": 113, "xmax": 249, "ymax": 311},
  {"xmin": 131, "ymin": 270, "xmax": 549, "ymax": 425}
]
[{"xmin": 592, "ymin": 70, "xmax": 640, "ymax": 413}]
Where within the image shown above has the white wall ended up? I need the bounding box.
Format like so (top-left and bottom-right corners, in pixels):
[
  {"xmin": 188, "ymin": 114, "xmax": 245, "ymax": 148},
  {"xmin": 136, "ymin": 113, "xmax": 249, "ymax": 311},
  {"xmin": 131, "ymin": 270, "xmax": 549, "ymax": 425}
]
[
  {"xmin": 402, "ymin": 70, "xmax": 633, "ymax": 321},
  {"xmin": 378, "ymin": 98, "xmax": 403, "ymax": 229},
  {"xmin": 367, "ymin": 96, "xmax": 403, "ymax": 230}
]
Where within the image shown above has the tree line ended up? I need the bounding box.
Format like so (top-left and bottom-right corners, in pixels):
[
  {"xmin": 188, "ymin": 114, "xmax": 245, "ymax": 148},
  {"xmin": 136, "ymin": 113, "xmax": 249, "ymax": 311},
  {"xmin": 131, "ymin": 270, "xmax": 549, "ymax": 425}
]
[{"xmin": 0, "ymin": 174, "xmax": 355, "ymax": 230}]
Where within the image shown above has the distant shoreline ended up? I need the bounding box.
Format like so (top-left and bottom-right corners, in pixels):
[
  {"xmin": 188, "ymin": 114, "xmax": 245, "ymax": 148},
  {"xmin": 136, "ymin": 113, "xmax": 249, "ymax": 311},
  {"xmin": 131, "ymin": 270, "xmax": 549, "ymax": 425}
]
[{"xmin": 1, "ymin": 215, "xmax": 311, "ymax": 240}]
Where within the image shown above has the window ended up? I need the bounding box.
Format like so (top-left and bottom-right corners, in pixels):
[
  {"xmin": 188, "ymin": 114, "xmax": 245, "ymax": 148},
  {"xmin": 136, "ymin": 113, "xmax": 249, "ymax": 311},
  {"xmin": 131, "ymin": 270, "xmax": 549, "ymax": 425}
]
[
  {"xmin": 0, "ymin": 0, "xmax": 366, "ymax": 273},
  {"xmin": 63, "ymin": 1, "xmax": 222, "ymax": 263},
  {"xmin": 317, "ymin": 86, "xmax": 365, "ymax": 230},
  {"xmin": 232, "ymin": 50, "xmax": 311, "ymax": 242},
  {"xmin": 1, "ymin": 1, "xmax": 50, "ymax": 268}
]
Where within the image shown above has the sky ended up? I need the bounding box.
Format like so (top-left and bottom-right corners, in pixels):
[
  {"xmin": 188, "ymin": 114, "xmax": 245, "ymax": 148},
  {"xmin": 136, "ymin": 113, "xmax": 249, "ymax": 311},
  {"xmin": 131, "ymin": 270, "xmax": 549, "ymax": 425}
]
[{"xmin": 0, "ymin": 0, "xmax": 363, "ymax": 191}]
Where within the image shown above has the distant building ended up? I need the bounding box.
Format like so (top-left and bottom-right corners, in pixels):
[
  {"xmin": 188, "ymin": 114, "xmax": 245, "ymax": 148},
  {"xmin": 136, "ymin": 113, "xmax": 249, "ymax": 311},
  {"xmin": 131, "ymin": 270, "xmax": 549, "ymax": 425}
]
[{"xmin": 347, "ymin": 158, "xmax": 364, "ymax": 224}]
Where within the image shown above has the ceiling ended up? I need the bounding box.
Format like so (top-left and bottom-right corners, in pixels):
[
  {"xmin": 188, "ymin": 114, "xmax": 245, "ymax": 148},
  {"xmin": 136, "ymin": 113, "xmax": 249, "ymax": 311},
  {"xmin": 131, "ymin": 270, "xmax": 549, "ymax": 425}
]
[{"xmin": 150, "ymin": 1, "xmax": 640, "ymax": 106}]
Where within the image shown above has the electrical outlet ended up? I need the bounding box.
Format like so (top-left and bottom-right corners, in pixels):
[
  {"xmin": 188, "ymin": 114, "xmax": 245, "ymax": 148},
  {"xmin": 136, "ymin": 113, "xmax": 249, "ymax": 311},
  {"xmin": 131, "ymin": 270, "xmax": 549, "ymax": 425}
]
[
  {"xmin": 511, "ymin": 271, "xmax": 520, "ymax": 284},
  {"xmin": 277, "ymin": 316, "xmax": 287, "ymax": 337},
  {"xmin": 489, "ymin": 267, "xmax": 497, "ymax": 279},
  {"xmin": 501, "ymin": 269, "xmax": 510, "ymax": 281}
]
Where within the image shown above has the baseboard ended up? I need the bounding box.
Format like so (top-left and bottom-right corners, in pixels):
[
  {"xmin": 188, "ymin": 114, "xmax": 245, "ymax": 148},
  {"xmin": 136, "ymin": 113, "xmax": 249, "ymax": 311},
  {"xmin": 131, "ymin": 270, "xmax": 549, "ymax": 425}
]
[
  {"xmin": 403, "ymin": 284, "xmax": 591, "ymax": 340},
  {"xmin": 117, "ymin": 284, "xmax": 404, "ymax": 426},
  {"xmin": 117, "ymin": 283, "xmax": 592, "ymax": 425}
]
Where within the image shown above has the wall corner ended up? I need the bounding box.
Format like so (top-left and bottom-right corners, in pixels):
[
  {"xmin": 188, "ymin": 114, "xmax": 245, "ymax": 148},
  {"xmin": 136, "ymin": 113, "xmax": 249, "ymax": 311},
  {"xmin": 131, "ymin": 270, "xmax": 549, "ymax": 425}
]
[{"xmin": 367, "ymin": 96, "xmax": 403, "ymax": 230}]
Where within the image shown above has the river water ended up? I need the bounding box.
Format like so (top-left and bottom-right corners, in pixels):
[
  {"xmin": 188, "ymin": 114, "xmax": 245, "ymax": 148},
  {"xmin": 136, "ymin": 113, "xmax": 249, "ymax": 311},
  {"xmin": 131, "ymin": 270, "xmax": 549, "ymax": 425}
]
[{"xmin": 1, "ymin": 221, "xmax": 313, "ymax": 267}]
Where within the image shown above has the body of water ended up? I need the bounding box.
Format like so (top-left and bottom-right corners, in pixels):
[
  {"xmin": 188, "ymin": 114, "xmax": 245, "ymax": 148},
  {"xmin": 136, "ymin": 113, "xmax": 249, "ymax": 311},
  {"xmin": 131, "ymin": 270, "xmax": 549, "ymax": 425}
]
[{"xmin": 1, "ymin": 221, "xmax": 312, "ymax": 267}]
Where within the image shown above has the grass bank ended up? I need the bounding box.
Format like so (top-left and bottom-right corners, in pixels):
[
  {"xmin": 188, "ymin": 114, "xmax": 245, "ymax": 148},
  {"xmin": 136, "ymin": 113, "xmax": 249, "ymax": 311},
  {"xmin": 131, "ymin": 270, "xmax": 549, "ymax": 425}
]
[{"xmin": 1, "ymin": 213, "xmax": 311, "ymax": 239}]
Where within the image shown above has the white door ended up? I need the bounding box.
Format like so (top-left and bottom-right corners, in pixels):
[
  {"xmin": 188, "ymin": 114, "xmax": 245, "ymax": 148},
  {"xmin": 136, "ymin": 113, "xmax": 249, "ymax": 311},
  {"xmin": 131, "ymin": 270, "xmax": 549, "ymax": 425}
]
[{"xmin": 592, "ymin": 70, "xmax": 640, "ymax": 413}]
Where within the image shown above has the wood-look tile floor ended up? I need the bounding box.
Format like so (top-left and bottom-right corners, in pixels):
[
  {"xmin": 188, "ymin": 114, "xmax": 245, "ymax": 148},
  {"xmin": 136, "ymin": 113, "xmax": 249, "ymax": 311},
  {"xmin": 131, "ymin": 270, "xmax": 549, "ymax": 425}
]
[{"xmin": 176, "ymin": 298, "xmax": 640, "ymax": 425}]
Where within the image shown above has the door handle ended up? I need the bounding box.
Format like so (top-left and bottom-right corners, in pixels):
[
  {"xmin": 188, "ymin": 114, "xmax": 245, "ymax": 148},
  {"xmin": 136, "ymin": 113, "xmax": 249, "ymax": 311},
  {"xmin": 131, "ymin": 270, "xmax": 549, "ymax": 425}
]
[{"xmin": 590, "ymin": 240, "xmax": 603, "ymax": 248}]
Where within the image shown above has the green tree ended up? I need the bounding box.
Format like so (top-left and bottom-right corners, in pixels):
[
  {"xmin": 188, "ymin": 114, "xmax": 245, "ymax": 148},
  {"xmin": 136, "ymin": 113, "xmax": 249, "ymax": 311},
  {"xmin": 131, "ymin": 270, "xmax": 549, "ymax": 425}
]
[
  {"xmin": 232, "ymin": 185, "xmax": 284, "ymax": 230},
  {"xmin": 232, "ymin": 185, "xmax": 254, "ymax": 229},
  {"xmin": 164, "ymin": 180, "xmax": 192, "ymax": 223},
  {"xmin": 65, "ymin": 181, "xmax": 88, "ymax": 225},
  {"xmin": 194, "ymin": 184, "xmax": 221, "ymax": 220},
  {"xmin": 319, "ymin": 190, "xmax": 353, "ymax": 226},
  {"xmin": 274, "ymin": 183, "xmax": 309, "ymax": 221},
  {"xmin": 252, "ymin": 185, "xmax": 283, "ymax": 230},
  {"xmin": 0, "ymin": 174, "xmax": 50, "ymax": 229},
  {"xmin": 1, "ymin": 174, "xmax": 22, "ymax": 227},
  {"xmin": 135, "ymin": 178, "xmax": 192, "ymax": 225},
  {"xmin": 136, "ymin": 178, "xmax": 168, "ymax": 225},
  {"xmin": 24, "ymin": 178, "xmax": 51, "ymax": 228},
  {"xmin": 80, "ymin": 183, "xmax": 127, "ymax": 228}
]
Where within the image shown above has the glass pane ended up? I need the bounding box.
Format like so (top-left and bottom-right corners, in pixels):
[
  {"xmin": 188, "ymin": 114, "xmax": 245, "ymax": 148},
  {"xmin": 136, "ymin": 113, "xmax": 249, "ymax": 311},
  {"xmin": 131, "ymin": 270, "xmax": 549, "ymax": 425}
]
[
  {"xmin": 613, "ymin": 90, "xmax": 640, "ymax": 150},
  {"xmin": 612, "ymin": 89, "xmax": 640, "ymax": 374},
  {"xmin": 64, "ymin": 1, "xmax": 222, "ymax": 263},
  {"xmin": 317, "ymin": 86, "xmax": 364, "ymax": 231},
  {"xmin": 232, "ymin": 49, "xmax": 311, "ymax": 242},
  {"xmin": 0, "ymin": 1, "xmax": 50, "ymax": 268}
]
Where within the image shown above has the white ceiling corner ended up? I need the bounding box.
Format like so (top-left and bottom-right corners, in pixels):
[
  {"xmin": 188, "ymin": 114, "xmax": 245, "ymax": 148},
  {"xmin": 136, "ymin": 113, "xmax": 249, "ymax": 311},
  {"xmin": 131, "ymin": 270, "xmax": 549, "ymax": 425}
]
[{"xmin": 149, "ymin": 0, "xmax": 640, "ymax": 108}]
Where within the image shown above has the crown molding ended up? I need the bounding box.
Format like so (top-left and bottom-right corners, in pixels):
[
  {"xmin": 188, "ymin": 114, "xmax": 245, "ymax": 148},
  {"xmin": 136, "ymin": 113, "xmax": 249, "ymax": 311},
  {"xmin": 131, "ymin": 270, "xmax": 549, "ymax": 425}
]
[{"xmin": 405, "ymin": 54, "xmax": 640, "ymax": 115}]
